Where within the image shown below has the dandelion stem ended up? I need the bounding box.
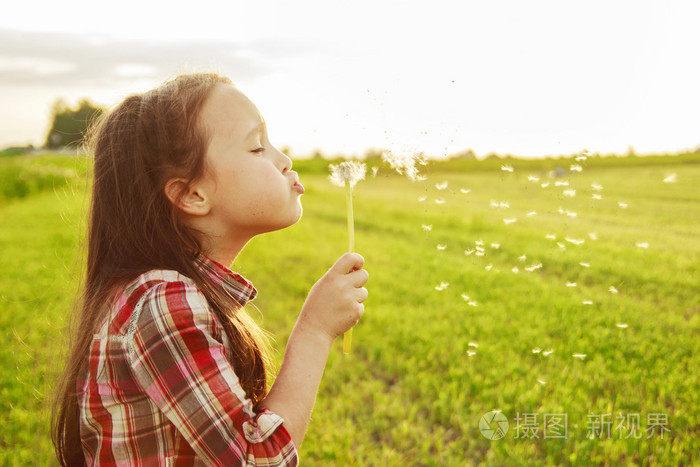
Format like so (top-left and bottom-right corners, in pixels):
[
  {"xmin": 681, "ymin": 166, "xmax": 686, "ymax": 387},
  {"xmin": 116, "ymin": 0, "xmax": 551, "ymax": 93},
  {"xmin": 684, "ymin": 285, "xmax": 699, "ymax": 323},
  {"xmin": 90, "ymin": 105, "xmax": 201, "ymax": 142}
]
[{"xmin": 343, "ymin": 181, "xmax": 354, "ymax": 354}]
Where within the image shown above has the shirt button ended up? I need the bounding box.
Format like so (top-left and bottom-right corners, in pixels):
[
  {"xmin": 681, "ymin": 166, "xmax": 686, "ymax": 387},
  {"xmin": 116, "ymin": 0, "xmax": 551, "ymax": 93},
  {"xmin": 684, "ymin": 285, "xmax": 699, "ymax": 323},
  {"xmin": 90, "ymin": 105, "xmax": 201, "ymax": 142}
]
[{"xmin": 247, "ymin": 424, "xmax": 255, "ymax": 434}]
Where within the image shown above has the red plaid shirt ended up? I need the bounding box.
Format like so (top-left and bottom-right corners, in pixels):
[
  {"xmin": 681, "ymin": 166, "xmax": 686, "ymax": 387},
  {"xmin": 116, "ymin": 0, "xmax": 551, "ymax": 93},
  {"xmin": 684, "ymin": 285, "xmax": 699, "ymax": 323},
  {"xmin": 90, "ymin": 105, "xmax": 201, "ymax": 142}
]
[{"xmin": 77, "ymin": 256, "xmax": 298, "ymax": 466}]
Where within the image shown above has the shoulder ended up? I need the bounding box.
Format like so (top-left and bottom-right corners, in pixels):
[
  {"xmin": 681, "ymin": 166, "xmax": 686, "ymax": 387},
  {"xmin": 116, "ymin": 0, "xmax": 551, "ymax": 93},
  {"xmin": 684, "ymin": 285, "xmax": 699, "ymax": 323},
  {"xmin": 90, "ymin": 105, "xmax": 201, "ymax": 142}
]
[{"xmin": 127, "ymin": 269, "xmax": 223, "ymax": 343}]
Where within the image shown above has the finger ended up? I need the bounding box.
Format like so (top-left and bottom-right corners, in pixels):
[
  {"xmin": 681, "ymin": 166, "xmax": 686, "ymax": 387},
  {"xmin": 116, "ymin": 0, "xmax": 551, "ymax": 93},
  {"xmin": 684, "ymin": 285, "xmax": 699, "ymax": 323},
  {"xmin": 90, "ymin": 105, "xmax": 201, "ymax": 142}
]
[
  {"xmin": 356, "ymin": 287, "xmax": 368, "ymax": 303},
  {"xmin": 333, "ymin": 252, "xmax": 365, "ymax": 274},
  {"xmin": 347, "ymin": 268, "xmax": 369, "ymax": 287}
]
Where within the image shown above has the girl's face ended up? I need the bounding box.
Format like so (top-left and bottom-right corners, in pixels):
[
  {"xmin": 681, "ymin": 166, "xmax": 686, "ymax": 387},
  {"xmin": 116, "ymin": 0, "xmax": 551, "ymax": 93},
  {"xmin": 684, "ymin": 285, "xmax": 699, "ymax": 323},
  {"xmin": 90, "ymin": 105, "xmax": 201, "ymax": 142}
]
[{"xmin": 196, "ymin": 83, "xmax": 304, "ymax": 243}]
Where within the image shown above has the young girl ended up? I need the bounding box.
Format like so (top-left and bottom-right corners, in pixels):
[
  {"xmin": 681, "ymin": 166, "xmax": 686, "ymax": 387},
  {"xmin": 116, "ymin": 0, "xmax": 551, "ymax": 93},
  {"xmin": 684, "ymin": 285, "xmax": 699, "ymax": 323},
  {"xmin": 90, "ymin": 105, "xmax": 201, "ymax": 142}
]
[{"xmin": 52, "ymin": 73, "xmax": 369, "ymax": 466}]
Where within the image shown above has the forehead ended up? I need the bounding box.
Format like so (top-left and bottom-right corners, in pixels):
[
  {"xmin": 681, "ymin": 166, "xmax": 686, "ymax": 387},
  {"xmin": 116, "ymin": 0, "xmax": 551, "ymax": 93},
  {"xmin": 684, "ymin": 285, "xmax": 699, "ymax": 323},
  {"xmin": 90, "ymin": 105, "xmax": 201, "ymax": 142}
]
[{"xmin": 201, "ymin": 83, "xmax": 263, "ymax": 139}]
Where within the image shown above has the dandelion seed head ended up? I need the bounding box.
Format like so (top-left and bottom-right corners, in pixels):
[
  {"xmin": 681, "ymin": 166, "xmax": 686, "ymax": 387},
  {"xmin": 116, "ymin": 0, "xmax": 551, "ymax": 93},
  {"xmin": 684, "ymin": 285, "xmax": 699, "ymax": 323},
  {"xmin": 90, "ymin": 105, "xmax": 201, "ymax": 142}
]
[{"xmin": 329, "ymin": 161, "xmax": 367, "ymax": 188}]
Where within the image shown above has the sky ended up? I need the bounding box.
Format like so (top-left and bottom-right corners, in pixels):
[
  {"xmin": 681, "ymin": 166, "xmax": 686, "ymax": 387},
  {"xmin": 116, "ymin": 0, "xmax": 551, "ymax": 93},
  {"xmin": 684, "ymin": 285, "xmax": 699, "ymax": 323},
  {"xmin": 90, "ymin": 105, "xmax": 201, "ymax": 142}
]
[{"xmin": 1, "ymin": 0, "xmax": 698, "ymax": 159}]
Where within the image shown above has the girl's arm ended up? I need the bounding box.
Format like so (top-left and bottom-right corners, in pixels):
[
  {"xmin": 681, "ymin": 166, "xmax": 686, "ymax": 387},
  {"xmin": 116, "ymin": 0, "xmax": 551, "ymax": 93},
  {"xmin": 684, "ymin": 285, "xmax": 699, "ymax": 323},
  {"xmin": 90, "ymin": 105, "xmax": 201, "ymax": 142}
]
[{"xmin": 260, "ymin": 253, "xmax": 369, "ymax": 448}]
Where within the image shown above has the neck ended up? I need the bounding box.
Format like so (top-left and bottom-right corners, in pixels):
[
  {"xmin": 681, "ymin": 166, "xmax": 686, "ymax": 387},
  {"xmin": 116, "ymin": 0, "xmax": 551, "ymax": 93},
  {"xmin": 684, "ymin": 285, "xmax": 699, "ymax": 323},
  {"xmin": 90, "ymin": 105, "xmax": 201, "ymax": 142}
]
[{"xmin": 202, "ymin": 235, "xmax": 251, "ymax": 267}]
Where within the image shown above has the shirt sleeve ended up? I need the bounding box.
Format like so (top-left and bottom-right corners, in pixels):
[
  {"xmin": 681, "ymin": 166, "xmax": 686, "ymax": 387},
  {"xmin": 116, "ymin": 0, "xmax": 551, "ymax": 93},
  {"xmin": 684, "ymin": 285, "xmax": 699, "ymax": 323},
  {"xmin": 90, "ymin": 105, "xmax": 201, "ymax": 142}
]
[{"xmin": 126, "ymin": 281, "xmax": 298, "ymax": 466}]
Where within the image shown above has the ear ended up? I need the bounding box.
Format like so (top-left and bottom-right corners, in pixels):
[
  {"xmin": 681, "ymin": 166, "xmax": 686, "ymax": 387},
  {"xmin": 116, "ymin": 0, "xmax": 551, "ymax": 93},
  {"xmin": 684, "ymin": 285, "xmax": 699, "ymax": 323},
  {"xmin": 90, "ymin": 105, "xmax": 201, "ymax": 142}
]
[{"xmin": 164, "ymin": 178, "xmax": 211, "ymax": 217}]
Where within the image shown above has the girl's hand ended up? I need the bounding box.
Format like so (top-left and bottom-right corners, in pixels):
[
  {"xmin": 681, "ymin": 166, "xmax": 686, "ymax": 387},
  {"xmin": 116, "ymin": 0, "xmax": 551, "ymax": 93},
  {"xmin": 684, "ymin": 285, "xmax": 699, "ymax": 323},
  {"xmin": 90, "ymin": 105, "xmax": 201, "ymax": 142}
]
[{"xmin": 299, "ymin": 253, "xmax": 369, "ymax": 342}]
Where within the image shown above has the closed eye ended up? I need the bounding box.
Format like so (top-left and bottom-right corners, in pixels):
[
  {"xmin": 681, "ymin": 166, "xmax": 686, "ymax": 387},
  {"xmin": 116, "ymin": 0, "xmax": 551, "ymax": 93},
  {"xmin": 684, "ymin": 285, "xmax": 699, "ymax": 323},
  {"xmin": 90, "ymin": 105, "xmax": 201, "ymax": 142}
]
[{"xmin": 251, "ymin": 147, "xmax": 265, "ymax": 154}]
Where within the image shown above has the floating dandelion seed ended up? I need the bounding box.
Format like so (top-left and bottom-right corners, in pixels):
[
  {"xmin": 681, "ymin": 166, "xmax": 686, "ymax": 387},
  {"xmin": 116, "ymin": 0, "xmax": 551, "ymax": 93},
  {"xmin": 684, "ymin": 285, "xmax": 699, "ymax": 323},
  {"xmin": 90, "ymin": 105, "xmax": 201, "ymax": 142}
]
[
  {"xmin": 618, "ymin": 201, "xmax": 628, "ymax": 209},
  {"xmin": 371, "ymin": 166, "xmax": 379, "ymax": 177},
  {"xmin": 422, "ymin": 224, "xmax": 432, "ymax": 231},
  {"xmin": 475, "ymin": 251, "xmax": 485, "ymax": 257},
  {"xmin": 381, "ymin": 149, "xmax": 426, "ymax": 181},
  {"xmin": 518, "ymin": 255, "xmax": 527, "ymax": 262},
  {"xmin": 589, "ymin": 232, "xmax": 598, "ymax": 240},
  {"xmin": 663, "ymin": 173, "xmax": 677, "ymax": 183},
  {"xmin": 582, "ymin": 300, "xmax": 593, "ymax": 305},
  {"xmin": 485, "ymin": 264, "xmax": 494, "ymax": 271},
  {"xmin": 592, "ymin": 194, "xmax": 602, "ymax": 200},
  {"xmin": 464, "ymin": 249, "xmax": 475, "ymax": 256},
  {"xmin": 475, "ymin": 240, "xmax": 484, "ymax": 246},
  {"xmin": 491, "ymin": 243, "xmax": 500, "ymax": 249},
  {"xmin": 532, "ymin": 348, "xmax": 542, "ymax": 354},
  {"xmin": 566, "ymin": 211, "xmax": 577, "ymax": 218},
  {"xmin": 541, "ymin": 182, "xmax": 550, "ymax": 188},
  {"xmin": 575, "ymin": 155, "xmax": 587, "ymax": 162},
  {"xmin": 609, "ymin": 286, "xmax": 619, "ymax": 294},
  {"xmin": 591, "ymin": 183, "xmax": 603, "ymax": 191},
  {"xmin": 616, "ymin": 323, "xmax": 629, "ymax": 328},
  {"xmin": 499, "ymin": 201, "xmax": 510, "ymax": 209},
  {"xmin": 546, "ymin": 234, "xmax": 556, "ymax": 240},
  {"xmin": 570, "ymin": 164, "xmax": 583, "ymax": 172},
  {"xmin": 572, "ymin": 354, "xmax": 587, "ymax": 359},
  {"xmin": 557, "ymin": 242, "xmax": 566, "ymax": 250},
  {"xmin": 543, "ymin": 349, "xmax": 554, "ymax": 356},
  {"xmin": 415, "ymin": 175, "xmax": 428, "ymax": 181},
  {"xmin": 328, "ymin": 160, "xmax": 367, "ymax": 354},
  {"xmin": 525, "ymin": 263, "xmax": 542, "ymax": 272},
  {"xmin": 566, "ymin": 282, "xmax": 577, "ymax": 287},
  {"xmin": 537, "ymin": 379, "xmax": 547, "ymax": 385},
  {"xmin": 435, "ymin": 282, "xmax": 450, "ymax": 291},
  {"xmin": 566, "ymin": 237, "xmax": 584, "ymax": 245},
  {"xmin": 501, "ymin": 164, "xmax": 514, "ymax": 172},
  {"xmin": 468, "ymin": 300, "xmax": 477, "ymax": 307},
  {"xmin": 636, "ymin": 241, "xmax": 649, "ymax": 249},
  {"xmin": 460, "ymin": 188, "xmax": 471, "ymax": 194},
  {"xmin": 468, "ymin": 342, "xmax": 479, "ymax": 348},
  {"xmin": 503, "ymin": 218, "xmax": 518, "ymax": 225},
  {"xmin": 580, "ymin": 262, "xmax": 591, "ymax": 268},
  {"xmin": 512, "ymin": 266, "xmax": 520, "ymax": 273},
  {"xmin": 555, "ymin": 181, "xmax": 569, "ymax": 187},
  {"xmin": 489, "ymin": 200, "xmax": 499, "ymax": 208},
  {"xmin": 527, "ymin": 211, "xmax": 537, "ymax": 216},
  {"xmin": 558, "ymin": 207, "xmax": 565, "ymax": 215},
  {"xmin": 435, "ymin": 198, "xmax": 446, "ymax": 204},
  {"xmin": 435, "ymin": 181, "xmax": 449, "ymax": 190},
  {"xmin": 436, "ymin": 244, "xmax": 447, "ymax": 250},
  {"xmin": 461, "ymin": 294, "xmax": 471, "ymax": 301},
  {"xmin": 563, "ymin": 189, "xmax": 576, "ymax": 197},
  {"xmin": 418, "ymin": 196, "xmax": 427, "ymax": 202},
  {"xmin": 528, "ymin": 175, "xmax": 540, "ymax": 182},
  {"xmin": 467, "ymin": 351, "xmax": 477, "ymax": 357}
]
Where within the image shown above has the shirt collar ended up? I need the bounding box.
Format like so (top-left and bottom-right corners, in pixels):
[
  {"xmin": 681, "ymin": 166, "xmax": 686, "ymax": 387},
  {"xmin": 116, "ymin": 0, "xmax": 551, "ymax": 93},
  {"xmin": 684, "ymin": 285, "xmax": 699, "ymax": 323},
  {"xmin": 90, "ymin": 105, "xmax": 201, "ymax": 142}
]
[{"xmin": 194, "ymin": 255, "xmax": 258, "ymax": 305}]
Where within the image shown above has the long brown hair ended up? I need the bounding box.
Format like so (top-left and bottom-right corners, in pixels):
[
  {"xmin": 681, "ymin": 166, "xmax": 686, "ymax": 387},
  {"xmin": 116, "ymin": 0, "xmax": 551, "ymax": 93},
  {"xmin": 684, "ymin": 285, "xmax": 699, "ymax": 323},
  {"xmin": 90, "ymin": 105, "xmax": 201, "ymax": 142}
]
[{"xmin": 52, "ymin": 73, "xmax": 272, "ymax": 465}]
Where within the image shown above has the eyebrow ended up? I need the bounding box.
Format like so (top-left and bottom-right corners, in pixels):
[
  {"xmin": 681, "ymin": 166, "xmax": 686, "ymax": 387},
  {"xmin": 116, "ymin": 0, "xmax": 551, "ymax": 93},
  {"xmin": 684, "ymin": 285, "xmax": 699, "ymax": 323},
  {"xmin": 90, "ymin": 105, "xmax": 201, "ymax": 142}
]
[{"xmin": 245, "ymin": 121, "xmax": 266, "ymax": 140}]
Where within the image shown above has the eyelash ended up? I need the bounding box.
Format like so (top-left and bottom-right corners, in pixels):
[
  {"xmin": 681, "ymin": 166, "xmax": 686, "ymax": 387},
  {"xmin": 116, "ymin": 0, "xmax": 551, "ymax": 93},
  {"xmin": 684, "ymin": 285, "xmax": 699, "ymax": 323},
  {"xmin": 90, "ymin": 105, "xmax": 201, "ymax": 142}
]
[{"xmin": 252, "ymin": 147, "xmax": 265, "ymax": 154}]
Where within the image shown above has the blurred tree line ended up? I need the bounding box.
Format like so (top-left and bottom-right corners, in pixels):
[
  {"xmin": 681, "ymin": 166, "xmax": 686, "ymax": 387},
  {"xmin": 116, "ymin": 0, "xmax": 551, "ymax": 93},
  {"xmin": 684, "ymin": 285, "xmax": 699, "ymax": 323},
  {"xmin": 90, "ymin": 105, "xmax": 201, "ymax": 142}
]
[{"xmin": 44, "ymin": 99, "xmax": 104, "ymax": 149}]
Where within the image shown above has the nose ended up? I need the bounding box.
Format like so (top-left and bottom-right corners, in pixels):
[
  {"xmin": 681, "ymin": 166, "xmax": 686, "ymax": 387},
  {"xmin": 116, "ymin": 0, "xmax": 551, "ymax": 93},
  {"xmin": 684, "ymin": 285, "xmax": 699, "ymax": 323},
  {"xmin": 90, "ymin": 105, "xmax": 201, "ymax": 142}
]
[{"xmin": 278, "ymin": 147, "xmax": 292, "ymax": 173}]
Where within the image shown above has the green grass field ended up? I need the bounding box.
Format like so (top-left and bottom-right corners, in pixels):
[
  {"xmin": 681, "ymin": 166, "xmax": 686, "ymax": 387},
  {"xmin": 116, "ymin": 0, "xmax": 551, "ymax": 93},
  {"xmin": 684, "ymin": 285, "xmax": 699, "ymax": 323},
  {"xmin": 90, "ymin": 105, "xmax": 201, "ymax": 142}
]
[{"xmin": 1, "ymin": 152, "xmax": 698, "ymax": 465}]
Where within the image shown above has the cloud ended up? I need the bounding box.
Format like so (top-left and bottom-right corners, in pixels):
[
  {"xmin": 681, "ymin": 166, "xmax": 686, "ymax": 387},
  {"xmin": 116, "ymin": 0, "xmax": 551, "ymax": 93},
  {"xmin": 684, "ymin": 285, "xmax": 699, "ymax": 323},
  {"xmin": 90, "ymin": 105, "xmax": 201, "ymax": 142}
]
[{"xmin": 0, "ymin": 28, "xmax": 299, "ymax": 87}]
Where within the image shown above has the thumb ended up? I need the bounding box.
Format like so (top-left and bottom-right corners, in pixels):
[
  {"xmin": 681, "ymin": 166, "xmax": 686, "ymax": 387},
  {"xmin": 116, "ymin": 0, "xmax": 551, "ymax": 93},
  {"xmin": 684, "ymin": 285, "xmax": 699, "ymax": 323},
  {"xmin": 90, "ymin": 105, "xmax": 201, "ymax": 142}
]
[{"xmin": 332, "ymin": 252, "xmax": 365, "ymax": 274}]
